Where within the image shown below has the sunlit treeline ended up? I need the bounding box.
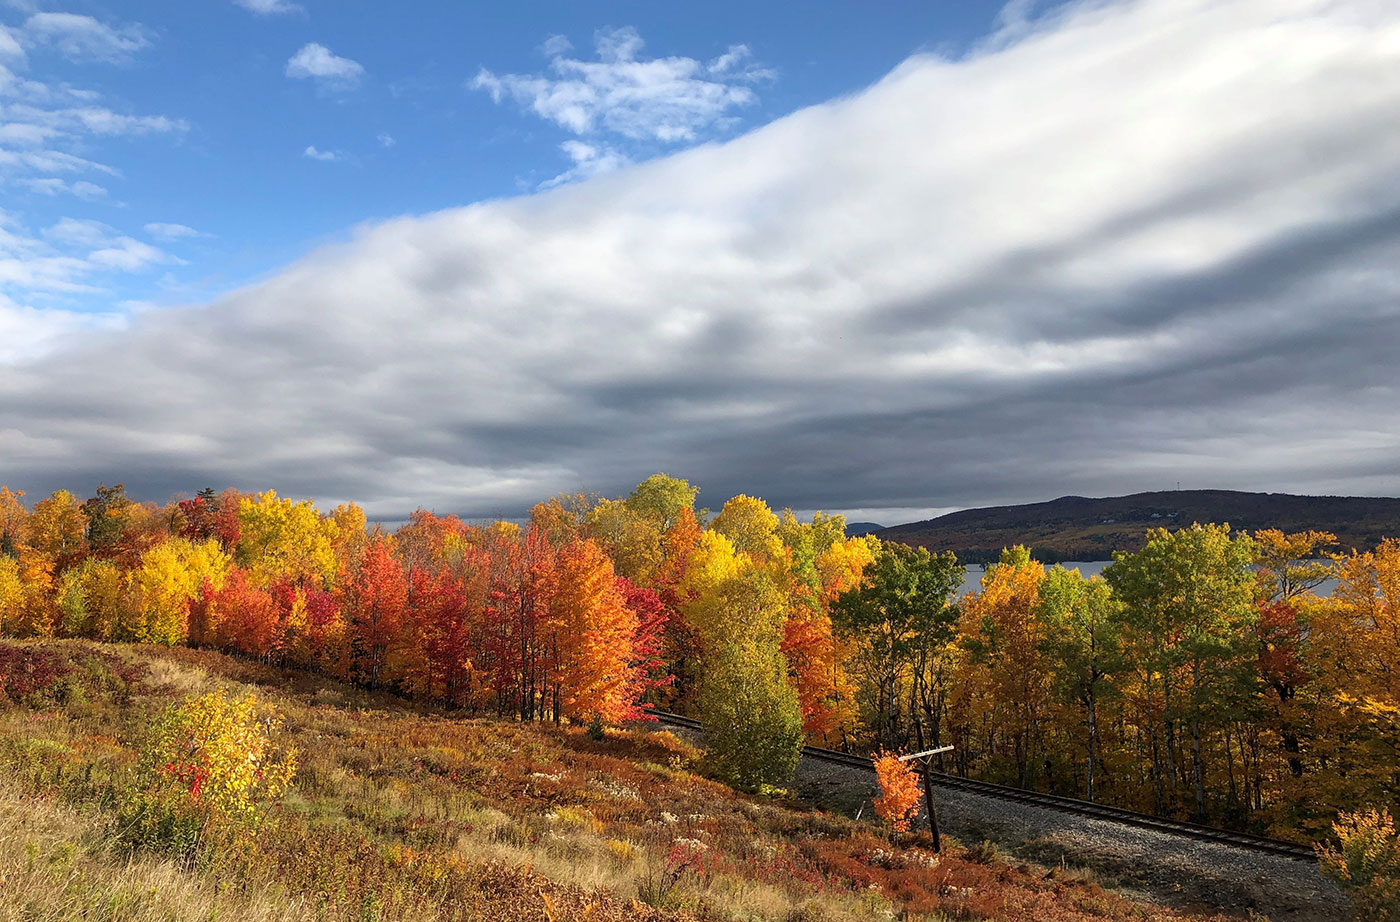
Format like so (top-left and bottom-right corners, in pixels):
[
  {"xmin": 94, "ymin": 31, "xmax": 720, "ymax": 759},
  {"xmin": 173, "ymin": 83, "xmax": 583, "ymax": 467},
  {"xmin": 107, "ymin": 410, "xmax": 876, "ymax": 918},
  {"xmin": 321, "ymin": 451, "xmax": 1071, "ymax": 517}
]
[
  {"xmin": 849, "ymin": 529, "xmax": 1400, "ymax": 841},
  {"xmin": 1, "ymin": 478, "xmax": 1397, "ymax": 836}
]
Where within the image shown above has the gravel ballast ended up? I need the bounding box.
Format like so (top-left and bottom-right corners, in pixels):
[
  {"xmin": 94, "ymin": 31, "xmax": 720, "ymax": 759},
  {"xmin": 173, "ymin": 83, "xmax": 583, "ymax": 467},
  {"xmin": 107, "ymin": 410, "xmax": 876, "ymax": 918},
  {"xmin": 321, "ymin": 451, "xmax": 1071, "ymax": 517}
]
[{"xmin": 790, "ymin": 753, "xmax": 1347, "ymax": 922}]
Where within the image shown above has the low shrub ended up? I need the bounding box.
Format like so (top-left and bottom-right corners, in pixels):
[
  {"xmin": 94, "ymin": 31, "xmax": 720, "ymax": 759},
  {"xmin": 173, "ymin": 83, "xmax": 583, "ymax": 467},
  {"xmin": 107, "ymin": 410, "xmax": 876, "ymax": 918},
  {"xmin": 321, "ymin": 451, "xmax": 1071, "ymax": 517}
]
[
  {"xmin": 0, "ymin": 641, "xmax": 146, "ymax": 708},
  {"xmin": 143, "ymin": 688, "xmax": 298, "ymax": 820},
  {"xmin": 872, "ymin": 752, "xmax": 921, "ymax": 832},
  {"xmin": 1318, "ymin": 806, "xmax": 1400, "ymax": 921}
]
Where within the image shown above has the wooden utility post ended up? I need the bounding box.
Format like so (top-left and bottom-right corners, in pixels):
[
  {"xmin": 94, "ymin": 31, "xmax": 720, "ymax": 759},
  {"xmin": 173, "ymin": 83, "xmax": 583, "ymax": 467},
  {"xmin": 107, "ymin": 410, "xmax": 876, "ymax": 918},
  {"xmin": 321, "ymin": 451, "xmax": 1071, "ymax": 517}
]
[{"xmin": 899, "ymin": 745, "xmax": 954, "ymax": 852}]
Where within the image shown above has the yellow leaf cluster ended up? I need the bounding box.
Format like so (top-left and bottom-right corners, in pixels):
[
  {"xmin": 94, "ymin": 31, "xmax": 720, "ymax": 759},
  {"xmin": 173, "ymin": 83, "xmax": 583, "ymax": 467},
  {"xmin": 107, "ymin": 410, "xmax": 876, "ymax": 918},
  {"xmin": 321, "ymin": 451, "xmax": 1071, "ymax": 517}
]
[{"xmin": 146, "ymin": 690, "xmax": 298, "ymax": 819}]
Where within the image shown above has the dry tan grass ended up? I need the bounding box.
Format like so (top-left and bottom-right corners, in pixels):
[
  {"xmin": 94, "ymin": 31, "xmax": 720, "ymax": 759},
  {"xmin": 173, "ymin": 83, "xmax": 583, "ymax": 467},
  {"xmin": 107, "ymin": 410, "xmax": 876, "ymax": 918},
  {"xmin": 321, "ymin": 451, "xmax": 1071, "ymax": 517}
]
[
  {"xmin": 0, "ymin": 781, "xmax": 311, "ymax": 922},
  {"xmin": 0, "ymin": 641, "xmax": 1229, "ymax": 922}
]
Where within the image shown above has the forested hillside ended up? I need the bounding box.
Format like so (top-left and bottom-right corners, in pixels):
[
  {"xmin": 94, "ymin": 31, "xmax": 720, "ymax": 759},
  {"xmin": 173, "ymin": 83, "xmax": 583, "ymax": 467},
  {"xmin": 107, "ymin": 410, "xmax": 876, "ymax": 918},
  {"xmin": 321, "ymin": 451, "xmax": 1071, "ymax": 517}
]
[
  {"xmin": 2, "ymin": 477, "xmax": 1398, "ymax": 919},
  {"xmin": 876, "ymin": 490, "xmax": 1400, "ymax": 563}
]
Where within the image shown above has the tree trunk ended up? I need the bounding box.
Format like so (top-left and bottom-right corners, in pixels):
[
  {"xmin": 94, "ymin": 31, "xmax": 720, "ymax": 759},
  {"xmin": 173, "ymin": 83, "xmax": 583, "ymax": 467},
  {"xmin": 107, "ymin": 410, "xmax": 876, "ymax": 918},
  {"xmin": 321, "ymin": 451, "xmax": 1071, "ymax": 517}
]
[
  {"xmin": 1086, "ymin": 688, "xmax": 1098, "ymax": 802},
  {"xmin": 1163, "ymin": 672, "xmax": 1179, "ymax": 806},
  {"xmin": 1190, "ymin": 660, "xmax": 1206, "ymax": 820}
]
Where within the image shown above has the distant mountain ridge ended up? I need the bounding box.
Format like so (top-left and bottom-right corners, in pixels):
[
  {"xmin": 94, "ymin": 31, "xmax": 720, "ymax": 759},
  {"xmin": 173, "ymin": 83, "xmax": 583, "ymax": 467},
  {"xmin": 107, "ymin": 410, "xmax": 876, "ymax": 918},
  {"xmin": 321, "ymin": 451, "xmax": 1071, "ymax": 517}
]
[{"xmin": 874, "ymin": 489, "xmax": 1400, "ymax": 564}]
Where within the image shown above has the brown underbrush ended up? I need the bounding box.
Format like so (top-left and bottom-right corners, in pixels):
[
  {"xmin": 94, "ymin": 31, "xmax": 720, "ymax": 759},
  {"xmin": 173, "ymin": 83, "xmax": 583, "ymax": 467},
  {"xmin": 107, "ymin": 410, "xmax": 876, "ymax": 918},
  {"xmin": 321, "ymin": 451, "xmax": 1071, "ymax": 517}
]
[{"xmin": 0, "ymin": 640, "xmax": 1238, "ymax": 922}]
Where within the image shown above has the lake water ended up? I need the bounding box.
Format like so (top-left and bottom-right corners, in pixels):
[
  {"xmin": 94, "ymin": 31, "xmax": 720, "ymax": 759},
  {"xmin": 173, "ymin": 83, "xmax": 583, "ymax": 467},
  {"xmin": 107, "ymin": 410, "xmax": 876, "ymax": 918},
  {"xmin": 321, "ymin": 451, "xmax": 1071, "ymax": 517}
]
[{"xmin": 955, "ymin": 561, "xmax": 1339, "ymax": 598}]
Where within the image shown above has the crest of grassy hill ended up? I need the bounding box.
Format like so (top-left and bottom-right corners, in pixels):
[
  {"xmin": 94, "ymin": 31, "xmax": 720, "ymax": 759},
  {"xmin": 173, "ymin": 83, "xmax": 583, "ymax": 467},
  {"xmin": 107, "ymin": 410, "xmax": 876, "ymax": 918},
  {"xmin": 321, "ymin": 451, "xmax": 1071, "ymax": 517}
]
[
  {"xmin": 0, "ymin": 639, "xmax": 1238, "ymax": 922},
  {"xmin": 875, "ymin": 489, "xmax": 1400, "ymax": 564}
]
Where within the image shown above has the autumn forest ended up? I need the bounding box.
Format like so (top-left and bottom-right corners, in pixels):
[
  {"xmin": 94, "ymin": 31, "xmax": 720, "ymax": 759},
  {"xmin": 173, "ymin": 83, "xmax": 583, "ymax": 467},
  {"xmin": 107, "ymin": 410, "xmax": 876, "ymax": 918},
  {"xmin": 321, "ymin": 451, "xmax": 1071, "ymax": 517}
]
[{"xmin": 1, "ymin": 475, "xmax": 1397, "ymax": 858}]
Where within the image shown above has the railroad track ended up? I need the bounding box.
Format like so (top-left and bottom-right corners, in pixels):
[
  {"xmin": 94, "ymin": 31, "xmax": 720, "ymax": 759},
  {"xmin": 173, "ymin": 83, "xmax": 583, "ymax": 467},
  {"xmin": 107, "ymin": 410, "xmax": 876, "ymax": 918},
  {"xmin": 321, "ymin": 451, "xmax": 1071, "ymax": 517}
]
[{"xmin": 649, "ymin": 710, "xmax": 1317, "ymax": 863}]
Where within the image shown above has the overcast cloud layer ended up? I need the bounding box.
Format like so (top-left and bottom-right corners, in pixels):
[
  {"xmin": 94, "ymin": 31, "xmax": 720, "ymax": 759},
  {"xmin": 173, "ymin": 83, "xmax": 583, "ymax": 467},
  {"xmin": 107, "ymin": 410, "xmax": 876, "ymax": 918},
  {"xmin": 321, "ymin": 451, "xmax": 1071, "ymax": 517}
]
[{"xmin": 3, "ymin": 0, "xmax": 1399, "ymax": 523}]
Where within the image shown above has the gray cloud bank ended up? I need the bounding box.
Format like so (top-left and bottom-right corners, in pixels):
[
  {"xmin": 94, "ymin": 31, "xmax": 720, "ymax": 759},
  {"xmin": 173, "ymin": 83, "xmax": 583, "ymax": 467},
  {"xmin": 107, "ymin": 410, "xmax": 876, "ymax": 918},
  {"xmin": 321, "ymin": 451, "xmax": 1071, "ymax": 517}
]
[{"xmin": 3, "ymin": 0, "xmax": 1399, "ymax": 522}]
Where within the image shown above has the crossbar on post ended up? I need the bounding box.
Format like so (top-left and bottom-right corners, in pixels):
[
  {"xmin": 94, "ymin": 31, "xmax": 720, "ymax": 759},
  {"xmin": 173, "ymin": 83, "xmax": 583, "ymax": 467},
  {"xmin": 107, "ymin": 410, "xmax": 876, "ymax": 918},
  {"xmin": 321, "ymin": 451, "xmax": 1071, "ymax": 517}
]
[
  {"xmin": 897, "ymin": 746, "xmax": 954, "ymax": 762},
  {"xmin": 902, "ymin": 745, "xmax": 954, "ymax": 852}
]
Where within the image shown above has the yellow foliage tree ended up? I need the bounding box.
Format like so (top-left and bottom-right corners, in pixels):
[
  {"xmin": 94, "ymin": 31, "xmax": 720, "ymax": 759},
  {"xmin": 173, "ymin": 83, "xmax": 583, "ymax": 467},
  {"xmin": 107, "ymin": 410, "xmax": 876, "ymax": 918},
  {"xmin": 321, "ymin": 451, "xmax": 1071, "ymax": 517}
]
[
  {"xmin": 236, "ymin": 491, "xmax": 338, "ymax": 588},
  {"xmin": 1317, "ymin": 807, "xmax": 1400, "ymax": 921},
  {"xmin": 57, "ymin": 557, "xmax": 125, "ymax": 639},
  {"xmin": 0, "ymin": 486, "xmax": 25, "ymax": 555},
  {"xmin": 710, "ymin": 494, "xmax": 783, "ymax": 561},
  {"xmin": 683, "ymin": 526, "xmax": 803, "ymax": 790},
  {"xmin": 24, "ymin": 489, "xmax": 88, "ymax": 566},
  {"xmin": 954, "ymin": 547, "xmax": 1050, "ymax": 788},
  {"xmin": 1300, "ymin": 540, "xmax": 1400, "ymax": 818},
  {"xmin": 0, "ymin": 555, "xmax": 22, "ymax": 635},
  {"xmin": 588, "ymin": 497, "xmax": 663, "ymax": 583},
  {"xmin": 4, "ymin": 548, "xmax": 58, "ymax": 638},
  {"xmin": 126, "ymin": 537, "xmax": 230, "ymax": 644},
  {"xmin": 326, "ymin": 502, "xmax": 368, "ymax": 577},
  {"xmin": 1255, "ymin": 529, "xmax": 1337, "ymax": 601}
]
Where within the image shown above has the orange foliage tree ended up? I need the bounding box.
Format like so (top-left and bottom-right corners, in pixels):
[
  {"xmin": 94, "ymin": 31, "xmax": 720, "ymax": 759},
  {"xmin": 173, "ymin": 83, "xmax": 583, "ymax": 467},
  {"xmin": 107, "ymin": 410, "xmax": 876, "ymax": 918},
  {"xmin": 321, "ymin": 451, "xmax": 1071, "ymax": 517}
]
[
  {"xmin": 549, "ymin": 539, "xmax": 637, "ymax": 724},
  {"xmin": 873, "ymin": 751, "xmax": 922, "ymax": 832}
]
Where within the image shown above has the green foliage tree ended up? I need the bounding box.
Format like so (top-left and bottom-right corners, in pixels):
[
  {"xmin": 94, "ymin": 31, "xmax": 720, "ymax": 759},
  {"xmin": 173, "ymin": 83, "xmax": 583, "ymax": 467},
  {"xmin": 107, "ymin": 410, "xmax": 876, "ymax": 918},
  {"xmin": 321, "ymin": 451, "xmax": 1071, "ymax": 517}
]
[
  {"xmin": 1037, "ymin": 566, "xmax": 1123, "ymax": 801},
  {"xmin": 1105, "ymin": 523, "xmax": 1257, "ymax": 818},
  {"xmin": 81, "ymin": 482, "xmax": 133, "ymax": 556},
  {"xmin": 830, "ymin": 541, "xmax": 962, "ymax": 749},
  {"xmin": 588, "ymin": 475, "xmax": 698, "ymax": 584},
  {"xmin": 626, "ymin": 473, "xmax": 699, "ymax": 532}
]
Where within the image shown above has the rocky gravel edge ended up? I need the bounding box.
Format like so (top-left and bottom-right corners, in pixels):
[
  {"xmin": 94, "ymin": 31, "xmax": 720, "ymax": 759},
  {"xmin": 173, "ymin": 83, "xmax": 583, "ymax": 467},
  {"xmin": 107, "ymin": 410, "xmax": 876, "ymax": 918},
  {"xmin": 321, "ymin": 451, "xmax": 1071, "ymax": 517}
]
[{"xmin": 789, "ymin": 754, "xmax": 1346, "ymax": 922}]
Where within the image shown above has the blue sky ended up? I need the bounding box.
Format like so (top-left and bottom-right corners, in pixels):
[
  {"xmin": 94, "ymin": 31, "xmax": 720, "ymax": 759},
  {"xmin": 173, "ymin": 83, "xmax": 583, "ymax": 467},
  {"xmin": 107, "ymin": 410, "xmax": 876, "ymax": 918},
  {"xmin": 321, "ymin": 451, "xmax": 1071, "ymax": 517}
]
[
  {"xmin": 2, "ymin": 0, "xmax": 1024, "ymax": 319},
  {"xmin": 3, "ymin": 0, "xmax": 1398, "ymax": 524}
]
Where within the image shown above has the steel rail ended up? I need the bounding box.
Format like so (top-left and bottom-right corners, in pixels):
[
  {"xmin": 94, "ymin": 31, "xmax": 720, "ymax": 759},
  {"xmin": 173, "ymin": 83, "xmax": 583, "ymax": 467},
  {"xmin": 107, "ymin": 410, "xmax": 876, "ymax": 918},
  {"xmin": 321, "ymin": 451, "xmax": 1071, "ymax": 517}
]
[{"xmin": 648, "ymin": 710, "xmax": 1317, "ymax": 863}]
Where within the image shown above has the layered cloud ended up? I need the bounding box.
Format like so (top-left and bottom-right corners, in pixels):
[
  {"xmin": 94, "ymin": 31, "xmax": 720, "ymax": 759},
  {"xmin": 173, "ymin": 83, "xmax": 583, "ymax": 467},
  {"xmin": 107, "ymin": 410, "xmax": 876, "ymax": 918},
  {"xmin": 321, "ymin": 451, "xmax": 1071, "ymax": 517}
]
[{"xmin": 3, "ymin": 0, "xmax": 1399, "ymax": 522}]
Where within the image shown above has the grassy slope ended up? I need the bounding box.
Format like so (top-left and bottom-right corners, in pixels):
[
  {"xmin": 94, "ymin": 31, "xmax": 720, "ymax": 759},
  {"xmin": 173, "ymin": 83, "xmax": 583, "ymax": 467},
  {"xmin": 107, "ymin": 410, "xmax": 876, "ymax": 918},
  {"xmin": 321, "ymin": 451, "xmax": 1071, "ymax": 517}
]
[
  {"xmin": 876, "ymin": 489, "xmax": 1400, "ymax": 562},
  {"xmin": 0, "ymin": 640, "xmax": 1236, "ymax": 922}
]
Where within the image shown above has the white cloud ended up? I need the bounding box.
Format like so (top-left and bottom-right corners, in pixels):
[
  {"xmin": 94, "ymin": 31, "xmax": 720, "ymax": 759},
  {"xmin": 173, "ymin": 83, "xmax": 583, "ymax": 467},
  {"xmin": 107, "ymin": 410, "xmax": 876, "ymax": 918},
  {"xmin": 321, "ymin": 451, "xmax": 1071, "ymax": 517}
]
[
  {"xmin": 0, "ymin": 122, "xmax": 55, "ymax": 145},
  {"xmin": 0, "ymin": 209, "xmax": 175, "ymax": 314},
  {"xmin": 68, "ymin": 108, "xmax": 186, "ymax": 135},
  {"xmin": 541, "ymin": 140, "xmax": 630, "ymax": 188},
  {"xmin": 0, "ymin": 294, "xmax": 122, "ymax": 363},
  {"xmin": 0, "ymin": 147, "xmax": 116, "ymax": 175},
  {"xmin": 539, "ymin": 34, "xmax": 572, "ymax": 58},
  {"xmin": 233, "ymin": 0, "xmax": 301, "ymax": 15},
  {"xmin": 377, "ymin": 132, "xmax": 395, "ymax": 148},
  {"xmin": 144, "ymin": 222, "xmax": 203, "ymax": 241},
  {"xmin": 1, "ymin": 103, "xmax": 186, "ymax": 139},
  {"xmin": 471, "ymin": 26, "xmax": 770, "ymax": 147},
  {"xmin": 0, "ymin": 25, "xmax": 25, "ymax": 62},
  {"xmin": 44, "ymin": 216, "xmax": 111, "ymax": 247},
  {"xmin": 302, "ymin": 145, "xmax": 342, "ymax": 162},
  {"xmin": 23, "ymin": 12, "xmax": 152, "ymax": 64},
  {"xmin": 3, "ymin": 0, "xmax": 1400, "ymax": 519},
  {"xmin": 286, "ymin": 42, "xmax": 364, "ymax": 90},
  {"xmin": 87, "ymin": 236, "xmax": 176, "ymax": 271},
  {"xmin": 21, "ymin": 178, "xmax": 108, "ymax": 199}
]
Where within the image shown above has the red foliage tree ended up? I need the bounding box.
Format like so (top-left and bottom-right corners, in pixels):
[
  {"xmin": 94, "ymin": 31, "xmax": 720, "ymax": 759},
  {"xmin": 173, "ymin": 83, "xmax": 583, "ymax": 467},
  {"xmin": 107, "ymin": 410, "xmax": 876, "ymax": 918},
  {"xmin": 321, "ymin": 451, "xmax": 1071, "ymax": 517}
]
[
  {"xmin": 616, "ymin": 576, "xmax": 672, "ymax": 720},
  {"xmin": 340, "ymin": 536, "xmax": 408, "ymax": 687}
]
